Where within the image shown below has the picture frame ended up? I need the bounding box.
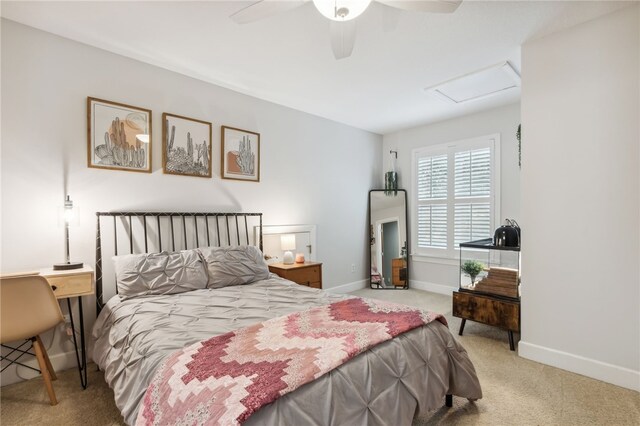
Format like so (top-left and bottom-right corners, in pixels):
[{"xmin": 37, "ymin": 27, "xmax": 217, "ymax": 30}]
[
  {"xmin": 221, "ymin": 126, "xmax": 260, "ymax": 182},
  {"xmin": 87, "ymin": 97, "xmax": 152, "ymax": 173},
  {"xmin": 162, "ymin": 113, "xmax": 212, "ymax": 178}
]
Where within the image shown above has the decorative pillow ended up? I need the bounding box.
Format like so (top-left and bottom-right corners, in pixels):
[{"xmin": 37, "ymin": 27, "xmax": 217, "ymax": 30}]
[
  {"xmin": 197, "ymin": 245, "xmax": 269, "ymax": 289},
  {"xmin": 113, "ymin": 249, "xmax": 208, "ymax": 300}
]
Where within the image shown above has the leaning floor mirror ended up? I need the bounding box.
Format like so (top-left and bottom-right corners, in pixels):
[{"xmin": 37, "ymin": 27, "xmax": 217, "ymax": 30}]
[{"xmin": 369, "ymin": 189, "xmax": 409, "ymax": 289}]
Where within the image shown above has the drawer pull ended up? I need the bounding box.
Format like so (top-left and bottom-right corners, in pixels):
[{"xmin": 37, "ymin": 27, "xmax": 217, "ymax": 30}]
[{"xmin": 51, "ymin": 285, "xmax": 57, "ymax": 291}]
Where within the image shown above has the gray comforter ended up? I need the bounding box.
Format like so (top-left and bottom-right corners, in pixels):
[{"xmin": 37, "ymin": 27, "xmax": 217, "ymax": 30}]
[{"xmin": 92, "ymin": 276, "xmax": 482, "ymax": 425}]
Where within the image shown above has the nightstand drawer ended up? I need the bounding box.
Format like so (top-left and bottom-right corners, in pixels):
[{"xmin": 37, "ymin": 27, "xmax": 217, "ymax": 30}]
[
  {"xmin": 391, "ymin": 258, "xmax": 407, "ymax": 286},
  {"xmin": 47, "ymin": 273, "xmax": 93, "ymax": 298},
  {"xmin": 285, "ymin": 266, "xmax": 320, "ymax": 286},
  {"xmin": 269, "ymin": 262, "xmax": 323, "ymax": 289}
]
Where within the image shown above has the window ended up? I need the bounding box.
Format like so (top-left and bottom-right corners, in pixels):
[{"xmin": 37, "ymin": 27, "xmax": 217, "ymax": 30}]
[{"xmin": 412, "ymin": 135, "xmax": 500, "ymax": 258}]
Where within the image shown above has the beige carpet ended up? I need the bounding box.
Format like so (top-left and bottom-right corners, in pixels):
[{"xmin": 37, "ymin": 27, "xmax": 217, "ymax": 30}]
[{"xmin": 1, "ymin": 289, "xmax": 638, "ymax": 425}]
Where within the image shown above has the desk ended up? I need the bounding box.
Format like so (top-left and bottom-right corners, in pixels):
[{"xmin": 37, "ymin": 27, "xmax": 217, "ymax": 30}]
[{"xmin": 40, "ymin": 266, "xmax": 94, "ymax": 389}]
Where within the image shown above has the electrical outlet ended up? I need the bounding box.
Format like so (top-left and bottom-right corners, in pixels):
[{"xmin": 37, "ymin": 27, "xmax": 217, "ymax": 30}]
[{"xmin": 351, "ymin": 264, "xmax": 356, "ymax": 273}]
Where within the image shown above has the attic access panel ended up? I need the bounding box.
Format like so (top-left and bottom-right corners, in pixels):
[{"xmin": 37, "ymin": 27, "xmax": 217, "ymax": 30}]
[{"xmin": 426, "ymin": 61, "xmax": 521, "ymax": 104}]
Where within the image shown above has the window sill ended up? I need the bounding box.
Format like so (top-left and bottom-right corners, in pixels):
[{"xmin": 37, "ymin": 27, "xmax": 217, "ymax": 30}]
[{"xmin": 410, "ymin": 254, "xmax": 459, "ymax": 266}]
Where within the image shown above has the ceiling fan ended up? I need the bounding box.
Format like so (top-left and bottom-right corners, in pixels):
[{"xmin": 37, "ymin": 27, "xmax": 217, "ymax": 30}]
[{"xmin": 230, "ymin": 0, "xmax": 462, "ymax": 59}]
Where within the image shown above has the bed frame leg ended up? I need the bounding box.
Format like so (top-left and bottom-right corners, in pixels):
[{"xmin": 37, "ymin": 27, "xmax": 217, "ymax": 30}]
[{"xmin": 445, "ymin": 394, "xmax": 453, "ymax": 408}]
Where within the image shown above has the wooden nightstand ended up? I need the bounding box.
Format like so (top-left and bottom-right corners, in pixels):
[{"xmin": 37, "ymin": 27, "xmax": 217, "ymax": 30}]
[
  {"xmin": 40, "ymin": 266, "xmax": 94, "ymax": 389},
  {"xmin": 268, "ymin": 262, "xmax": 322, "ymax": 289},
  {"xmin": 391, "ymin": 258, "xmax": 407, "ymax": 287}
]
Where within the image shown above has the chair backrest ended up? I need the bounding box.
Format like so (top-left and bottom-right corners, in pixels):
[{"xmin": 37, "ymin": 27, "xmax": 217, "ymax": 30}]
[{"xmin": 0, "ymin": 275, "xmax": 64, "ymax": 343}]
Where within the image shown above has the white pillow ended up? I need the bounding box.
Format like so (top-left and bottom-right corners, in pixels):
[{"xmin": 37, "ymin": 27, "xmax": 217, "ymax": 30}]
[
  {"xmin": 113, "ymin": 249, "xmax": 208, "ymax": 300},
  {"xmin": 197, "ymin": 245, "xmax": 269, "ymax": 289}
]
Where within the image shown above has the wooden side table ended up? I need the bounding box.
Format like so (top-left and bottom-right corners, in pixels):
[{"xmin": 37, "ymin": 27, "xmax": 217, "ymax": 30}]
[
  {"xmin": 268, "ymin": 262, "xmax": 322, "ymax": 289},
  {"xmin": 453, "ymin": 289, "xmax": 520, "ymax": 351},
  {"xmin": 40, "ymin": 266, "xmax": 94, "ymax": 389}
]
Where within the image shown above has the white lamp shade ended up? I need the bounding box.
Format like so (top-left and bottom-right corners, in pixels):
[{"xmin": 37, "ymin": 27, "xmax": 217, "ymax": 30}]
[
  {"xmin": 281, "ymin": 234, "xmax": 296, "ymax": 264},
  {"xmin": 281, "ymin": 234, "xmax": 296, "ymax": 251},
  {"xmin": 312, "ymin": 0, "xmax": 372, "ymax": 21}
]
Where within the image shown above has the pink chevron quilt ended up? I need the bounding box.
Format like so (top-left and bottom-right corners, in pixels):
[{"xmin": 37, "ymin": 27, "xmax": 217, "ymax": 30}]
[{"xmin": 136, "ymin": 297, "xmax": 446, "ymax": 426}]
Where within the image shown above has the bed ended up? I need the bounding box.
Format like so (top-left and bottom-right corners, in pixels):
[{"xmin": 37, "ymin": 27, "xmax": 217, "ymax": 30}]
[{"xmin": 91, "ymin": 212, "xmax": 482, "ymax": 425}]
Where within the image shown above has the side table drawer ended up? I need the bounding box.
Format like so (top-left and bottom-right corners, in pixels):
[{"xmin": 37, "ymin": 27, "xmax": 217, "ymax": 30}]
[
  {"xmin": 285, "ymin": 266, "xmax": 320, "ymax": 286},
  {"xmin": 47, "ymin": 273, "xmax": 93, "ymax": 298},
  {"xmin": 268, "ymin": 263, "xmax": 323, "ymax": 289},
  {"xmin": 308, "ymin": 281, "xmax": 322, "ymax": 289},
  {"xmin": 391, "ymin": 258, "xmax": 407, "ymax": 286},
  {"xmin": 453, "ymin": 291, "xmax": 520, "ymax": 332}
]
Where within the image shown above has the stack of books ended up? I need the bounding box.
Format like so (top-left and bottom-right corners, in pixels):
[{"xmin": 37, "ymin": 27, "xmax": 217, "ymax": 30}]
[{"xmin": 473, "ymin": 267, "xmax": 519, "ymax": 298}]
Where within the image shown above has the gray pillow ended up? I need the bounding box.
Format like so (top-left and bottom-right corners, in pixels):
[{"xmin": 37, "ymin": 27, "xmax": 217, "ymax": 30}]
[
  {"xmin": 197, "ymin": 245, "xmax": 269, "ymax": 288},
  {"xmin": 113, "ymin": 249, "xmax": 208, "ymax": 300}
]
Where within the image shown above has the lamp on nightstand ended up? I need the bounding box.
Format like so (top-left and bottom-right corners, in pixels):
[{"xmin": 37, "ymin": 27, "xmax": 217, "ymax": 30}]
[
  {"xmin": 281, "ymin": 234, "xmax": 296, "ymax": 265},
  {"xmin": 53, "ymin": 195, "xmax": 83, "ymax": 271}
]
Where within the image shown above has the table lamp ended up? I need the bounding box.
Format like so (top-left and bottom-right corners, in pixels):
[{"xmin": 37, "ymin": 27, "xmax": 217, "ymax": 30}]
[
  {"xmin": 281, "ymin": 234, "xmax": 296, "ymax": 265},
  {"xmin": 53, "ymin": 195, "xmax": 83, "ymax": 270}
]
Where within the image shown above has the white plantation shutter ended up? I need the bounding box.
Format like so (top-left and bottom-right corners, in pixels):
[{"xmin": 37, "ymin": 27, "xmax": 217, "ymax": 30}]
[
  {"xmin": 417, "ymin": 205, "xmax": 447, "ymax": 248},
  {"xmin": 413, "ymin": 136, "xmax": 498, "ymax": 257},
  {"xmin": 416, "ymin": 153, "xmax": 448, "ymax": 249},
  {"xmin": 454, "ymin": 148, "xmax": 491, "ymax": 198},
  {"xmin": 454, "ymin": 203, "xmax": 491, "ymax": 245},
  {"xmin": 417, "ymin": 155, "xmax": 447, "ymax": 201},
  {"xmin": 454, "ymin": 147, "xmax": 492, "ymax": 246}
]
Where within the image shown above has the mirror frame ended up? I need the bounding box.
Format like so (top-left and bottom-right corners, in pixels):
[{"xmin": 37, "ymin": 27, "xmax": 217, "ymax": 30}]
[{"xmin": 368, "ymin": 189, "xmax": 409, "ymax": 290}]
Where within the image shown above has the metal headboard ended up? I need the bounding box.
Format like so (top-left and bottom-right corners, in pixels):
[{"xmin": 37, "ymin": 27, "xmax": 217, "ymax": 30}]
[{"xmin": 95, "ymin": 212, "xmax": 263, "ymax": 312}]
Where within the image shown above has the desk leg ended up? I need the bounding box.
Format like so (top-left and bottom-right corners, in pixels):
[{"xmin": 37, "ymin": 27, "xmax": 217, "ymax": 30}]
[{"xmin": 66, "ymin": 298, "xmax": 88, "ymax": 389}]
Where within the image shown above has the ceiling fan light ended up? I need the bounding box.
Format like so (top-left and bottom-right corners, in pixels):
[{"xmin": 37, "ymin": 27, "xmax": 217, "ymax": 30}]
[{"xmin": 312, "ymin": 0, "xmax": 372, "ymax": 21}]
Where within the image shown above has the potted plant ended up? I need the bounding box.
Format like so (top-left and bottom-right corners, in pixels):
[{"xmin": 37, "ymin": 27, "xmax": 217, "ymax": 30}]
[{"xmin": 461, "ymin": 260, "xmax": 485, "ymax": 286}]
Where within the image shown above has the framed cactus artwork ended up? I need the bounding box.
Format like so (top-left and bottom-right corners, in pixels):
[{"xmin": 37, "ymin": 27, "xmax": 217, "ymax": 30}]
[
  {"xmin": 221, "ymin": 126, "xmax": 260, "ymax": 182},
  {"xmin": 87, "ymin": 97, "xmax": 152, "ymax": 173},
  {"xmin": 162, "ymin": 113, "xmax": 212, "ymax": 178}
]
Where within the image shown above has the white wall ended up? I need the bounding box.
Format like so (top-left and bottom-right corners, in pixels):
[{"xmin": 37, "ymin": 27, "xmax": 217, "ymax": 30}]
[
  {"xmin": 0, "ymin": 20, "xmax": 382, "ymax": 384},
  {"xmin": 383, "ymin": 103, "xmax": 521, "ymax": 292},
  {"xmin": 520, "ymin": 6, "xmax": 639, "ymax": 391}
]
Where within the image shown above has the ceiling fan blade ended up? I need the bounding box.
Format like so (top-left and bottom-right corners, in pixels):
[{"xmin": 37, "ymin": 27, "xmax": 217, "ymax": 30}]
[
  {"xmin": 230, "ymin": 0, "xmax": 309, "ymax": 24},
  {"xmin": 330, "ymin": 20, "xmax": 357, "ymax": 60},
  {"xmin": 376, "ymin": 0, "xmax": 462, "ymax": 14}
]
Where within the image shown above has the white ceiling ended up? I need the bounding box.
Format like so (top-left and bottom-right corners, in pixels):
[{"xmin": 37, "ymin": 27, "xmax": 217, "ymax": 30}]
[{"xmin": 1, "ymin": 1, "xmax": 631, "ymax": 134}]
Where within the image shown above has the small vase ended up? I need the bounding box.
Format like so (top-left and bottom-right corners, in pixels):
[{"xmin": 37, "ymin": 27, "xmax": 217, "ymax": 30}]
[{"xmin": 469, "ymin": 276, "xmax": 477, "ymax": 287}]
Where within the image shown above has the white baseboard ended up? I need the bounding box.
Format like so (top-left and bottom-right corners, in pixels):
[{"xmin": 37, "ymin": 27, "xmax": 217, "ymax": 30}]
[
  {"xmin": 325, "ymin": 279, "xmax": 368, "ymax": 294},
  {"xmin": 0, "ymin": 350, "xmax": 78, "ymax": 387},
  {"xmin": 519, "ymin": 341, "xmax": 640, "ymax": 391},
  {"xmin": 409, "ymin": 279, "xmax": 456, "ymax": 296}
]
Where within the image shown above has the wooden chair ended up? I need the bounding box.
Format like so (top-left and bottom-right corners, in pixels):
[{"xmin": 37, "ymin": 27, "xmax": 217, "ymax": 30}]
[{"xmin": 1, "ymin": 275, "xmax": 64, "ymax": 405}]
